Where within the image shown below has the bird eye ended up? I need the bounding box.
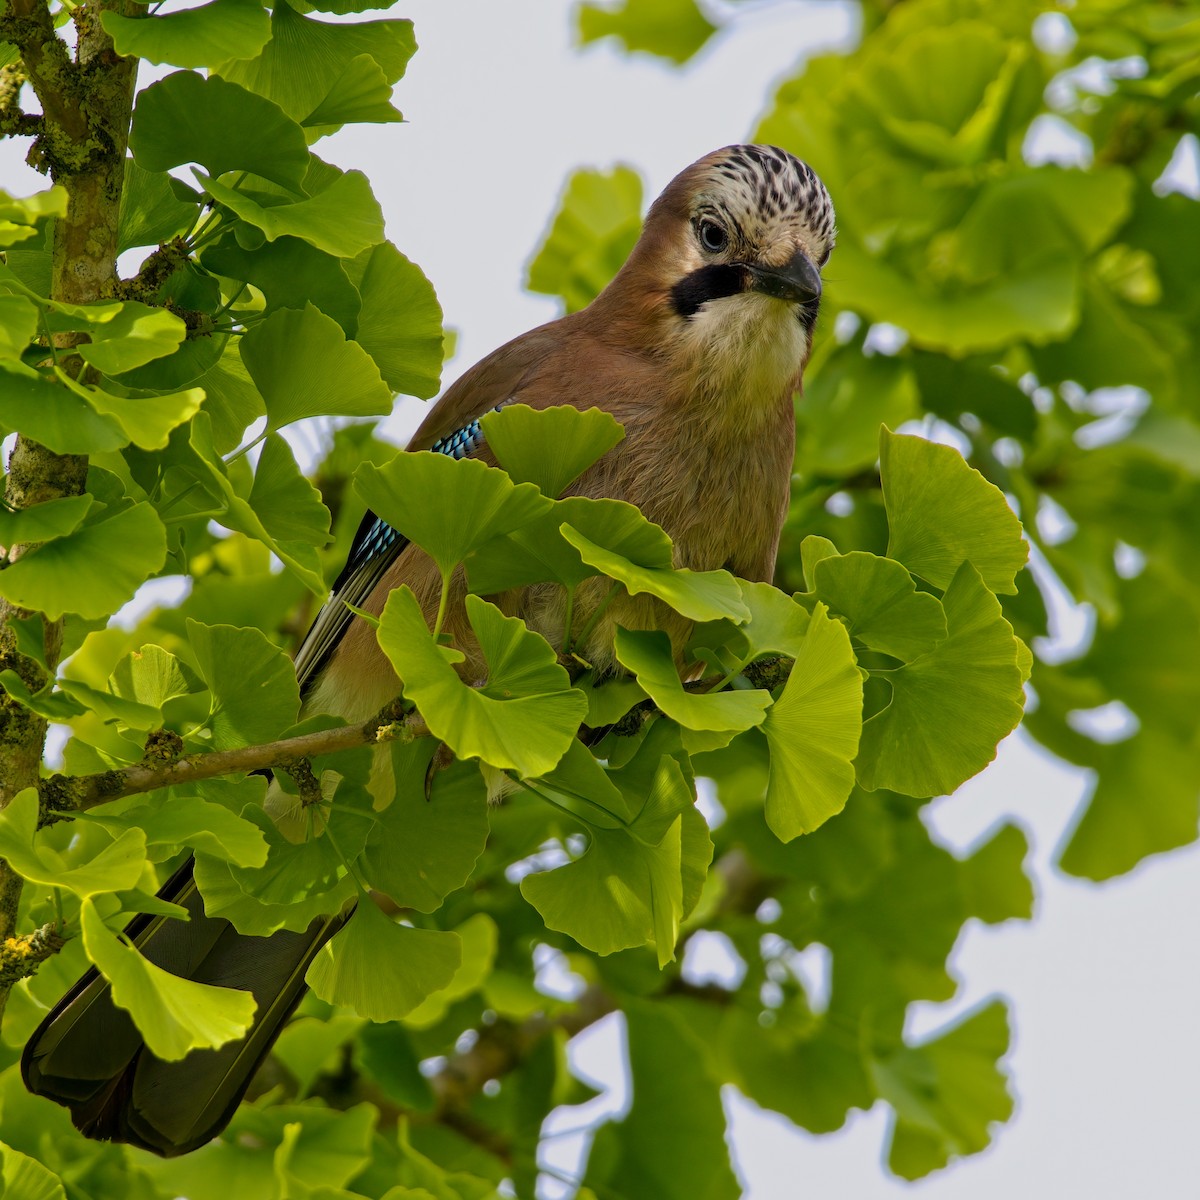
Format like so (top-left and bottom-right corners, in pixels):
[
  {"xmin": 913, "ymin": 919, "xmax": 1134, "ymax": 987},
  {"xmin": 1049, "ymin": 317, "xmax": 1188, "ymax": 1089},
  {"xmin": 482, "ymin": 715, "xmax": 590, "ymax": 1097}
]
[{"xmin": 698, "ymin": 220, "xmax": 728, "ymax": 254}]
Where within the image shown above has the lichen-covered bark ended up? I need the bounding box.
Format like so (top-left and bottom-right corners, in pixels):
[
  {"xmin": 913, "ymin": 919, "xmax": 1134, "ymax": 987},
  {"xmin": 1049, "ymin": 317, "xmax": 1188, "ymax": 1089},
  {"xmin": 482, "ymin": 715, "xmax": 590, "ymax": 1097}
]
[{"xmin": 0, "ymin": 0, "xmax": 140, "ymax": 1018}]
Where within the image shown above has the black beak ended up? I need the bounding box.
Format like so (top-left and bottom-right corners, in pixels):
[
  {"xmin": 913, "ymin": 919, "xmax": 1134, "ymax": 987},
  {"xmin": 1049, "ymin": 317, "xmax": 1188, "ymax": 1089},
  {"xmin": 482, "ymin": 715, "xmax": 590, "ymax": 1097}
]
[{"xmin": 746, "ymin": 249, "xmax": 822, "ymax": 305}]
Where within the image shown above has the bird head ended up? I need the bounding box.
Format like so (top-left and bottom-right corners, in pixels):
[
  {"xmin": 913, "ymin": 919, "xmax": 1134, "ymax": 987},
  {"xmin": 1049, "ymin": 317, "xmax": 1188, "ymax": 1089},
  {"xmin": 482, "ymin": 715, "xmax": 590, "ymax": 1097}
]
[{"xmin": 598, "ymin": 144, "xmax": 835, "ymax": 407}]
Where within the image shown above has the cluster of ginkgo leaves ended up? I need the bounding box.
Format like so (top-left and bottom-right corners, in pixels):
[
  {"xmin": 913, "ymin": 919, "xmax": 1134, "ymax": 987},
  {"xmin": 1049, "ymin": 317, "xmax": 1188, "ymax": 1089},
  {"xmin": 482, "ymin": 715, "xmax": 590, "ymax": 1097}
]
[{"xmin": 3, "ymin": 0, "xmax": 1155, "ymax": 1194}]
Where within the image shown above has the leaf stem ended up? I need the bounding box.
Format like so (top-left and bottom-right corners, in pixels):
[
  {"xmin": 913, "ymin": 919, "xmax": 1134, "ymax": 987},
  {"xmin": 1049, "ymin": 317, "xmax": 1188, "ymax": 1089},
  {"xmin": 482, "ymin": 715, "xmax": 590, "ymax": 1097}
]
[
  {"xmin": 223, "ymin": 427, "xmax": 269, "ymax": 465},
  {"xmin": 432, "ymin": 572, "xmax": 452, "ymax": 640},
  {"xmin": 509, "ymin": 774, "xmax": 629, "ymax": 830}
]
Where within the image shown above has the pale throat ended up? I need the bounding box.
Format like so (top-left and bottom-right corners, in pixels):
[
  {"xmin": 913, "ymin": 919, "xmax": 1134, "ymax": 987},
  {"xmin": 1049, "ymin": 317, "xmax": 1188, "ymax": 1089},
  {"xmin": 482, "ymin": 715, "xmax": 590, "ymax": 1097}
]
[{"xmin": 673, "ymin": 291, "xmax": 807, "ymax": 427}]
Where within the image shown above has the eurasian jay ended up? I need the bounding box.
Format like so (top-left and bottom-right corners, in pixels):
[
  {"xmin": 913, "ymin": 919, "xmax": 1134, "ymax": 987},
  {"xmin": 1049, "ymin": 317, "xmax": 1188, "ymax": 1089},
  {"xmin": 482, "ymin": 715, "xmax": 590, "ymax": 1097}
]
[{"xmin": 22, "ymin": 144, "xmax": 836, "ymax": 1155}]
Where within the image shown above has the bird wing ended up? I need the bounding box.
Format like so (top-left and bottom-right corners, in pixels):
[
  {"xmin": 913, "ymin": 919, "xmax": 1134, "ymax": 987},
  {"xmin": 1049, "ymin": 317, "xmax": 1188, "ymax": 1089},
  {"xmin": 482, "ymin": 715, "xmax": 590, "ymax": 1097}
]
[{"xmin": 294, "ymin": 325, "xmax": 566, "ymax": 694}]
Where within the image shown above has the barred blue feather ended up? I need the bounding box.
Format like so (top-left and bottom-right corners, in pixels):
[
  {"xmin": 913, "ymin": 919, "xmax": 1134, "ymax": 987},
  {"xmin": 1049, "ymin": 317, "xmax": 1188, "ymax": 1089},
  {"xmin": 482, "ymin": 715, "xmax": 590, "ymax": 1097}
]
[{"xmin": 293, "ymin": 410, "xmax": 499, "ymax": 692}]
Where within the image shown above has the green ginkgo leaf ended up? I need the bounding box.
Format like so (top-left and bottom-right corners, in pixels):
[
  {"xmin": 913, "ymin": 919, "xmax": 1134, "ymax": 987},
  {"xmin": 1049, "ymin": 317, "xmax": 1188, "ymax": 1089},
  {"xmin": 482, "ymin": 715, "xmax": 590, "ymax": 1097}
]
[
  {"xmin": 0, "ymin": 1142, "xmax": 68, "ymax": 1200},
  {"xmin": 482, "ymin": 404, "xmax": 625, "ymax": 498},
  {"xmin": 119, "ymin": 159, "xmax": 202, "ymax": 253},
  {"xmin": 0, "ymin": 790, "xmax": 150, "ymax": 897},
  {"xmin": 0, "ymin": 364, "xmax": 127, "ymax": 455},
  {"xmin": 761, "ymin": 603, "xmax": 864, "ymax": 840},
  {"xmin": 614, "ymin": 626, "xmax": 771, "ymax": 733},
  {"xmin": 187, "ymin": 411, "xmax": 327, "ymax": 594},
  {"xmin": 215, "ymin": 0, "xmax": 416, "ymax": 122},
  {"xmin": 402, "ymin": 913, "xmax": 498, "ymax": 1028},
  {"xmin": 561, "ymin": 525, "xmax": 750, "ymax": 623},
  {"xmin": 856, "ymin": 563, "xmax": 1025, "ymax": 797},
  {"xmin": 520, "ymin": 744, "xmax": 700, "ymax": 969},
  {"xmin": 187, "ymin": 618, "xmax": 301, "ymax": 749},
  {"xmin": 875, "ymin": 1000, "xmax": 1013, "ymax": 1180},
  {"xmin": 736, "ymin": 579, "xmax": 814, "ymax": 661},
  {"xmin": 349, "ymin": 243, "xmax": 444, "ymax": 398},
  {"xmin": 71, "ymin": 302, "xmax": 187, "ymax": 375},
  {"xmin": 306, "ymin": 897, "xmax": 461, "ymax": 1022},
  {"xmin": 0, "ymin": 493, "xmax": 91, "ymax": 545},
  {"xmin": 80, "ymin": 898, "xmax": 256, "ymax": 1060},
  {"xmin": 194, "ymin": 807, "xmax": 356, "ymax": 936},
  {"xmin": 0, "ymin": 670, "xmax": 86, "ymax": 721},
  {"xmin": 356, "ymin": 453, "xmax": 551, "ymax": 580},
  {"xmin": 522, "ymin": 817, "xmax": 683, "ymax": 962},
  {"xmin": 58, "ymin": 370, "xmax": 203, "ymax": 451},
  {"xmin": 246, "ymin": 433, "xmax": 333, "ymax": 546},
  {"xmin": 0, "ymin": 292, "xmax": 39, "ymax": 358},
  {"xmin": 811, "ymin": 549, "xmax": 948, "ymax": 660},
  {"xmin": 102, "ymin": 0, "xmax": 271, "ymax": 69},
  {"xmin": 526, "ymin": 165, "xmax": 643, "ymax": 312},
  {"xmin": 239, "ymin": 304, "xmax": 391, "ymax": 432},
  {"xmin": 86, "ymin": 797, "xmax": 269, "ymax": 869},
  {"xmin": 467, "ymin": 495, "xmax": 668, "ymax": 595},
  {"xmin": 200, "ymin": 168, "xmax": 384, "ymax": 259},
  {"xmin": 201, "ymin": 236, "xmax": 362, "ymax": 334},
  {"xmin": 130, "ymin": 71, "xmax": 309, "ymax": 189},
  {"xmin": 0, "ymin": 501, "xmax": 167, "ymax": 620},
  {"xmin": 538, "ymin": 737, "xmax": 637, "ymax": 828},
  {"xmin": 881, "ymin": 428, "xmax": 1027, "ymax": 594},
  {"xmin": 109, "ymin": 644, "xmax": 201, "ymax": 714},
  {"xmin": 56, "ymin": 677, "xmax": 163, "ymax": 730},
  {"xmin": 376, "ymin": 588, "xmax": 586, "ymax": 778},
  {"xmin": 358, "ymin": 743, "xmax": 490, "ymax": 911},
  {"xmin": 302, "ymin": 53, "xmax": 403, "ymax": 128}
]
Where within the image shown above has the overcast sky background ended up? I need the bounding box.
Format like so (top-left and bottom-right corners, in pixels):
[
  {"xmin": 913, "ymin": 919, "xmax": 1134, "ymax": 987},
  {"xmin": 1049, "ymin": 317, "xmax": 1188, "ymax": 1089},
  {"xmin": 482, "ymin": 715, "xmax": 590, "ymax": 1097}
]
[{"xmin": 3, "ymin": 1, "xmax": 1199, "ymax": 1196}]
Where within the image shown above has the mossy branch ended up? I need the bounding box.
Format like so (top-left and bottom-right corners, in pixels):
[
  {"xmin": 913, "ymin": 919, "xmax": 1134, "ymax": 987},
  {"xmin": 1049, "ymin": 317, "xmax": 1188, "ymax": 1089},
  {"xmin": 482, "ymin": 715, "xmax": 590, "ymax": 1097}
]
[
  {"xmin": 38, "ymin": 697, "xmax": 429, "ymax": 817},
  {"xmin": 0, "ymin": 921, "xmax": 67, "ymax": 988}
]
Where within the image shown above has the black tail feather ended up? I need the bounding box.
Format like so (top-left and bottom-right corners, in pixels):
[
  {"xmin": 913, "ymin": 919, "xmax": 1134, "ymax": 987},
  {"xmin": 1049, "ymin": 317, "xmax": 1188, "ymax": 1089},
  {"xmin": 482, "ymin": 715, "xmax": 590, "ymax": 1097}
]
[{"xmin": 21, "ymin": 858, "xmax": 348, "ymax": 1157}]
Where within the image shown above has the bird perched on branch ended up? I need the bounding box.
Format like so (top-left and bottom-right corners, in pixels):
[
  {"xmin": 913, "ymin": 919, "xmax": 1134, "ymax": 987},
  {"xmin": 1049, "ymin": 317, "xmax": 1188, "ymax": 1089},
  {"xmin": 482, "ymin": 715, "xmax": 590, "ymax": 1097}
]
[{"xmin": 23, "ymin": 144, "xmax": 835, "ymax": 1156}]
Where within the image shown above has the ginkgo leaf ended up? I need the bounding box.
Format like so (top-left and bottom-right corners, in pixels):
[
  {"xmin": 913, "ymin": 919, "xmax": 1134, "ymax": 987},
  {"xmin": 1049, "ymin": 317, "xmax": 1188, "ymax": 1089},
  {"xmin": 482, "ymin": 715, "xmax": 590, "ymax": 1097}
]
[
  {"xmin": 349, "ymin": 243, "xmax": 444, "ymax": 398},
  {"xmin": 102, "ymin": 0, "xmax": 271, "ymax": 69},
  {"xmin": 467, "ymin": 495, "xmax": 668, "ymax": 595},
  {"xmin": 200, "ymin": 169, "xmax": 384, "ymax": 259},
  {"xmin": 356, "ymin": 453, "xmax": 551, "ymax": 579},
  {"xmin": 306, "ymin": 898, "xmax": 461, "ymax": 1022},
  {"xmin": 0, "ymin": 1142, "xmax": 68, "ymax": 1200},
  {"xmin": 562, "ymin": 524, "xmax": 750, "ymax": 623},
  {"xmin": 108, "ymin": 644, "xmax": 201, "ymax": 714},
  {"xmin": 881, "ymin": 428, "xmax": 1027, "ymax": 594},
  {"xmin": 0, "ymin": 493, "xmax": 90, "ymax": 546},
  {"xmin": 80, "ymin": 898, "xmax": 256, "ymax": 1060},
  {"xmin": 855, "ymin": 563, "xmax": 1025, "ymax": 797},
  {"xmin": 0, "ymin": 789, "xmax": 149, "ymax": 897},
  {"xmin": 86, "ymin": 797, "xmax": 269, "ymax": 868},
  {"xmin": 761, "ymin": 604, "xmax": 864, "ymax": 839},
  {"xmin": 874, "ymin": 1001, "xmax": 1014, "ymax": 1180},
  {"xmin": 58, "ymin": 370, "xmax": 203, "ymax": 451},
  {"xmin": 614, "ymin": 626, "xmax": 771, "ymax": 733},
  {"xmin": 521, "ymin": 751, "xmax": 704, "ymax": 966},
  {"xmin": 357, "ymin": 743, "xmax": 489, "ymax": 911},
  {"xmin": 187, "ymin": 619, "xmax": 301, "ymax": 749},
  {"xmin": 481, "ymin": 404, "xmax": 624, "ymax": 498},
  {"xmin": 240, "ymin": 304, "xmax": 392, "ymax": 431},
  {"xmin": 376, "ymin": 588, "xmax": 586, "ymax": 778},
  {"xmin": 401, "ymin": 914, "xmax": 498, "ymax": 1028},
  {"xmin": 130, "ymin": 71, "xmax": 309, "ymax": 188},
  {"xmin": 0, "ymin": 502, "xmax": 167, "ymax": 620},
  {"xmin": 810, "ymin": 549, "xmax": 948, "ymax": 660}
]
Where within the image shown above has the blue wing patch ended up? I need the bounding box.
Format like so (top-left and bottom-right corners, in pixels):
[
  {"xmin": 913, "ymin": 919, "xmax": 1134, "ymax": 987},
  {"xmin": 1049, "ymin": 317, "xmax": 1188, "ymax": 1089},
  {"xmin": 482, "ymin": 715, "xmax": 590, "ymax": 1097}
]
[{"xmin": 294, "ymin": 407, "xmax": 505, "ymax": 694}]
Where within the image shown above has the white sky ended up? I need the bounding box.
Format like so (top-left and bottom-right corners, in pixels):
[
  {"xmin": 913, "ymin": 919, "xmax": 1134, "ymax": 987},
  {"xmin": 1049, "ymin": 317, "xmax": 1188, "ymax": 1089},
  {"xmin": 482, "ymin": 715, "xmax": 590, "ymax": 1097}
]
[{"xmin": 3, "ymin": 2, "xmax": 1198, "ymax": 1196}]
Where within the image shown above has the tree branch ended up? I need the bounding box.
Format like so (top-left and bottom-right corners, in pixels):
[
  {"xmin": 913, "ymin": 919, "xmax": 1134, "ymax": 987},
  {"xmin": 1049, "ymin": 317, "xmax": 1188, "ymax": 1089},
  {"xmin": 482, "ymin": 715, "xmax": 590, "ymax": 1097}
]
[
  {"xmin": 0, "ymin": 920, "xmax": 66, "ymax": 987},
  {"xmin": 33, "ymin": 656, "xmax": 797, "ymax": 819},
  {"xmin": 38, "ymin": 697, "xmax": 429, "ymax": 817},
  {"xmin": 0, "ymin": 62, "xmax": 41, "ymax": 137},
  {"xmin": 0, "ymin": 0, "xmax": 91, "ymax": 169}
]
